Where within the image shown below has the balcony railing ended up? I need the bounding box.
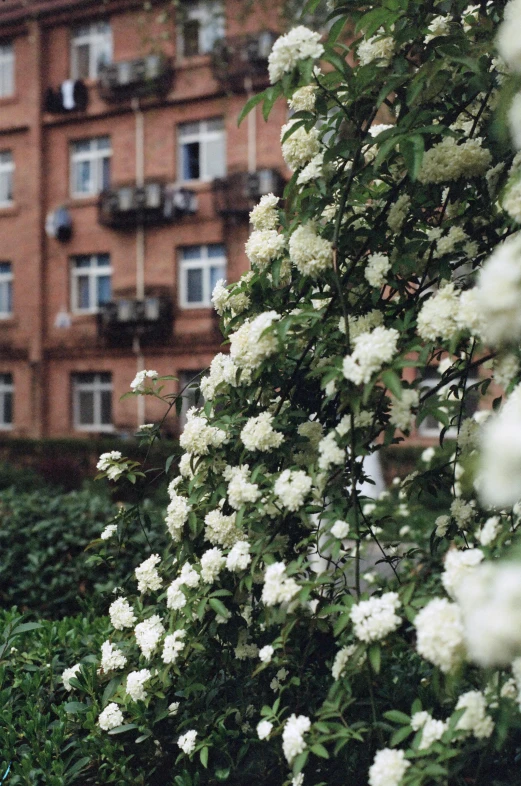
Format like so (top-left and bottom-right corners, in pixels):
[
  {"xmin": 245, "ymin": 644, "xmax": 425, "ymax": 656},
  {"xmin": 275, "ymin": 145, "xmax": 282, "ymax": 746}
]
[
  {"xmin": 98, "ymin": 182, "xmax": 197, "ymax": 229},
  {"xmin": 98, "ymin": 296, "xmax": 173, "ymax": 344},
  {"xmin": 98, "ymin": 54, "xmax": 173, "ymax": 101},
  {"xmin": 213, "ymin": 169, "xmax": 285, "ymax": 217},
  {"xmin": 211, "ymin": 31, "xmax": 277, "ymax": 91}
]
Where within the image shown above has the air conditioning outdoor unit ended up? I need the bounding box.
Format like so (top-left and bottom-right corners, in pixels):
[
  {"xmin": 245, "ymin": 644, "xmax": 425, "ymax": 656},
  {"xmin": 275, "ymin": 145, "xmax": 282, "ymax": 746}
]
[
  {"xmin": 116, "ymin": 300, "xmax": 136, "ymax": 322},
  {"xmin": 246, "ymin": 169, "xmax": 277, "ymax": 199},
  {"xmin": 145, "ymin": 182, "xmax": 162, "ymax": 209},
  {"xmin": 117, "ymin": 187, "xmax": 134, "ymax": 211},
  {"xmin": 117, "ymin": 60, "xmax": 133, "ymax": 85}
]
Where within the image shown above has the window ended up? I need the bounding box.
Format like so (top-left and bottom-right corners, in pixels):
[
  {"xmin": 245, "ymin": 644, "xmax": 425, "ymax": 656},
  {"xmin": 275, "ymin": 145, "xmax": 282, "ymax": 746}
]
[
  {"xmin": 179, "ymin": 0, "xmax": 224, "ymax": 57},
  {"xmin": 72, "ymin": 372, "xmax": 112, "ymax": 431},
  {"xmin": 0, "ymin": 373, "xmax": 13, "ymax": 429},
  {"xmin": 0, "ymin": 262, "xmax": 12, "ymax": 317},
  {"xmin": 180, "ymin": 244, "xmax": 226, "ymax": 308},
  {"xmin": 71, "ymin": 21, "xmax": 112, "ymax": 80},
  {"xmin": 178, "ymin": 369, "xmax": 205, "ymax": 429},
  {"xmin": 70, "ymin": 136, "xmax": 111, "ymax": 197},
  {"xmin": 178, "ymin": 118, "xmax": 226, "ymax": 182},
  {"xmin": 0, "ymin": 42, "xmax": 14, "ymax": 97},
  {"xmin": 418, "ymin": 367, "xmax": 479, "ymax": 439},
  {"xmin": 0, "ymin": 151, "xmax": 13, "ymax": 206},
  {"xmin": 71, "ymin": 254, "xmax": 111, "ymax": 313}
]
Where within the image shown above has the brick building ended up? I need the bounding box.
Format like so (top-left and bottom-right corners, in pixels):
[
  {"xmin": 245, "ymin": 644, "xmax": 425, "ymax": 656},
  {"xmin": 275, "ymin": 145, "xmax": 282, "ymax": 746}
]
[{"xmin": 0, "ymin": 0, "xmax": 287, "ymax": 439}]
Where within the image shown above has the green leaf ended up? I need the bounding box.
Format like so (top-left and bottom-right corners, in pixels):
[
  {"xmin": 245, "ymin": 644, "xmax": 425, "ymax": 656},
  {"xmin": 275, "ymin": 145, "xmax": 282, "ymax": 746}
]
[
  {"xmin": 107, "ymin": 723, "xmax": 138, "ymax": 735},
  {"xmin": 200, "ymin": 746, "xmax": 209, "ymax": 768},
  {"xmin": 63, "ymin": 701, "xmax": 88, "ymax": 714},
  {"xmin": 262, "ymin": 84, "xmax": 282, "ymax": 122},
  {"xmin": 384, "ymin": 710, "xmax": 411, "ymax": 725},
  {"xmin": 381, "ymin": 370, "xmax": 403, "ymax": 399},
  {"xmin": 237, "ymin": 90, "xmax": 266, "ymax": 126},
  {"xmin": 209, "ymin": 598, "xmax": 229, "ymax": 618},
  {"xmin": 390, "ymin": 725, "xmax": 413, "ymax": 746},
  {"xmin": 400, "ymin": 134, "xmax": 425, "ymax": 181},
  {"xmin": 310, "ymin": 743, "xmax": 329, "ymax": 759},
  {"xmin": 368, "ymin": 643, "xmax": 381, "ymax": 674},
  {"xmin": 10, "ymin": 622, "xmax": 42, "ymax": 636}
]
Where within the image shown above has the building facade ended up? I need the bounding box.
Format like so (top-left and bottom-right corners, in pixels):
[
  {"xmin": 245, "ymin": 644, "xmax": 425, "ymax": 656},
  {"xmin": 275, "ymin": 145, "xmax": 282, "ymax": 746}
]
[{"xmin": 0, "ymin": 0, "xmax": 287, "ymax": 438}]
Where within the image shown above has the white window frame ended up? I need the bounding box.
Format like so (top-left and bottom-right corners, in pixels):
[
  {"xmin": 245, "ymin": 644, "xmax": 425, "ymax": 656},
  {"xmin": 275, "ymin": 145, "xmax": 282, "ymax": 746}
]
[
  {"xmin": 0, "ymin": 42, "xmax": 14, "ymax": 98},
  {"xmin": 418, "ymin": 369, "xmax": 479, "ymax": 439},
  {"xmin": 0, "ymin": 151, "xmax": 13, "ymax": 206},
  {"xmin": 71, "ymin": 21, "xmax": 112, "ymax": 80},
  {"xmin": 178, "ymin": 0, "xmax": 224, "ymax": 57},
  {"xmin": 0, "ymin": 262, "xmax": 12, "ymax": 318},
  {"xmin": 70, "ymin": 137, "xmax": 111, "ymax": 197},
  {"xmin": 179, "ymin": 244, "xmax": 226, "ymax": 309},
  {"xmin": 0, "ymin": 373, "xmax": 13, "ymax": 430},
  {"xmin": 72, "ymin": 372, "xmax": 113, "ymax": 432},
  {"xmin": 70, "ymin": 254, "xmax": 112, "ymax": 314},
  {"xmin": 178, "ymin": 118, "xmax": 226, "ymax": 183}
]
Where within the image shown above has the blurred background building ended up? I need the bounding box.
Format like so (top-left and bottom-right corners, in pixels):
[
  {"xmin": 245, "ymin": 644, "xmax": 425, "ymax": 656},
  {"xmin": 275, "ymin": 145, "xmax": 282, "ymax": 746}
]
[{"xmin": 0, "ymin": 0, "xmax": 287, "ymax": 439}]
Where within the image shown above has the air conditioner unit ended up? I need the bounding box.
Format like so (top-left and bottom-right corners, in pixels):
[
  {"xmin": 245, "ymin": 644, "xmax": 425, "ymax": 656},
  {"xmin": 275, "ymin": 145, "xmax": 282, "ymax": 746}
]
[
  {"xmin": 116, "ymin": 299, "xmax": 136, "ymax": 322},
  {"xmin": 117, "ymin": 60, "xmax": 133, "ymax": 86},
  {"xmin": 100, "ymin": 64, "xmax": 119, "ymax": 88},
  {"xmin": 246, "ymin": 169, "xmax": 277, "ymax": 199},
  {"xmin": 145, "ymin": 54, "xmax": 162, "ymax": 80},
  {"xmin": 257, "ymin": 31, "xmax": 277, "ymax": 59},
  {"xmin": 133, "ymin": 58, "xmax": 147, "ymax": 82},
  {"xmin": 145, "ymin": 182, "xmax": 162, "ymax": 209},
  {"xmin": 117, "ymin": 187, "xmax": 134, "ymax": 212},
  {"xmin": 144, "ymin": 297, "xmax": 160, "ymax": 321}
]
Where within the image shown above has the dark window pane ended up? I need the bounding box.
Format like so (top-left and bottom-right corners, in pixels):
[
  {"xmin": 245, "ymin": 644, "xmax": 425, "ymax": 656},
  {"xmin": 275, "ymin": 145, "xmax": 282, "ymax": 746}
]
[
  {"xmin": 101, "ymin": 157, "xmax": 111, "ymax": 190},
  {"xmin": 3, "ymin": 391, "xmax": 12, "ymax": 424},
  {"xmin": 183, "ymin": 19, "xmax": 200, "ymax": 56},
  {"xmin": 78, "ymin": 276, "xmax": 90, "ymax": 309},
  {"xmin": 208, "ymin": 244, "xmax": 225, "ymax": 258},
  {"xmin": 210, "ymin": 264, "xmax": 224, "ymax": 293},
  {"xmin": 186, "ymin": 268, "xmax": 203, "ymax": 303},
  {"xmin": 100, "ymin": 390, "xmax": 112, "ymax": 424},
  {"xmin": 182, "ymin": 246, "xmax": 201, "ymax": 260},
  {"xmin": 75, "ymin": 372, "xmax": 93, "ymax": 384},
  {"xmin": 0, "ymin": 262, "xmax": 11, "ymax": 274},
  {"xmin": 183, "ymin": 142, "xmax": 200, "ymax": 180},
  {"xmin": 78, "ymin": 391, "xmax": 94, "ymax": 424},
  {"xmin": 97, "ymin": 275, "xmax": 111, "ymax": 305},
  {"xmin": 99, "ymin": 372, "xmax": 112, "ymax": 383},
  {"xmin": 96, "ymin": 254, "xmax": 111, "ymax": 267},
  {"xmin": 76, "ymin": 43, "xmax": 90, "ymax": 79},
  {"xmin": 75, "ymin": 256, "xmax": 92, "ymax": 269}
]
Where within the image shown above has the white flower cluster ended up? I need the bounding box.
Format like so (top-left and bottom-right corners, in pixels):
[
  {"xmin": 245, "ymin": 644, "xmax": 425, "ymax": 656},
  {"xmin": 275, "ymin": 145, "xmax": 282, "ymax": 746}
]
[
  {"xmin": 455, "ymin": 690, "xmax": 494, "ymax": 739},
  {"xmin": 350, "ymin": 592, "xmax": 401, "ymax": 642},
  {"xmin": 365, "ymin": 253, "xmax": 391, "ymax": 288},
  {"xmin": 165, "ymin": 488, "xmax": 191, "ymax": 542},
  {"xmin": 297, "ymin": 152, "xmax": 324, "ymax": 185},
  {"xmin": 331, "ymin": 519, "xmax": 350, "ymax": 539},
  {"xmin": 166, "ymin": 562, "xmax": 200, "ymax": 611},
  {"xmin": 414, "ymin": 597, "xmax": 465, "ymax": 672},
  {"xmin": 479, "ymin": 384, "xmax": 521, "ymax": 507},
  {"xmin": 389, "ymin": 389, "xmax": 419, "ymax": 432},
  {"xmin": 262, "ymin": 562, "xmax": 300, "ymax": 606},
  {"xmin": 109, "ymin": 597, "xmax": 137, "ymax": 630},
  {"xmin": 257, "ymin": 719, "xmax": 273, "ymax": 740},
  {"xmin": 343, "ymin": 326, "xmax": 399, "ymax": 385},
  {"xmin": 178, "ymin": 729, "xmax": 197, "ymax": 754},
  {"xmin": 387, "ymin": 194, "xmax": 410, "ymax": 233},
  {"xmin": 497, "ymin": 0, "xmax": 521, "ymax": 72},
  {"xmin": 163, "ymin": 629, "xmax": 186, "ymax": 664},
  {"xmin": 368, "ymin": 748, "xmax": 410, "ymax": 786},
  {"xmin": 424, "ymin": 14, "xmax": 452, "ymax": 43},
  {"xmin": 475, "ymin": 235, "xmax": 521, "ymax": 345},
  {"xmin": 135, "ymin": 554, "xmax": 162, "ymax": 594},
  {"xmin": 200, "ymin": 353, "xmax": 246, "ymax": 401},
  {"xmin": 268, "ymin": 25, "xmax": 324, "ymax": 84},
  {"xmin": 250, "ymin": 193, "xmax": 279, "ymax": 230},
  {"xmin": 358, "ymin": 29, "xmax": 395, "ymax": 67},
  {"xmin": 200, "ymin": 547, "xmax": 226, "ymax": 583},
  {"xmin": 477, "ymin": 515, "xmax": 501, "ymax": 546},
  {"xmin": 224, "ymin": 465, "xmax": 261, "ymax": 509},
  {"xmin": 204, "ymin": 508, "xmax": 240, "ymax": 548},
  {"xmin": 211, "ymin": 279, "xmax": 250, "ymax": 317},
  {"xmin": 134, "ymin": 615, "xmax": 165, "ymax": 660},
  {"xmin": 229, "ymin": 311, "xmax": 280, "ymax": 370},
  {"xmin": 96, "ymin": 451, "xmax": 129, "ymax": 482},
  {"xmin": 179, "ymin": 408, "xmax": 227, "ymax": 456},
  {"xmin": 226, "ymin": 541, "xmax": 251, "ymax": 572},
  {"xmin": 289, "ymin": 223, "xmax": 333, "ymax": 278},
  {"xmin": 282, "ymin": 714, "xmax": 311, "ymax": 764},
  {"xmin": 331, "ymin": 644, "xmax": 364, "ymax": 680},
  {"xmin": 245, "ymin": 229, "xmax": 286, "ymax": 271},
  {"xmin": 130, "ymin": 369, "xmax": 158, "ymax": 393},
  {"xmin": 289, "ymin": 85, "xmax": 317, "ymax": 113},
  {"xmin": 100, "ymin": 523, "xmax": 117, "ymax": 540},
  {"xmin": 416, "ymin": 283, "xmax": 460, "ymax": 341},
  {"xmin": 259, "ymin": 644, "xmax": 274, "ymax": 664},
  {"xmin": 62, "ymin": 663, "xmax": 81, "ymax": 691},
  {"xmin": 98, "ymin": 702, "xmax": 124, "ymax": 731},
  {"xmin": 441, "ymin": 547, "xmax": 483, "ymax": 599},
  {"xmin": 418, "ymin": 136, "xmax": 492, "ymax": 183},
  {"xmin": 411, "ymin": 711, "xmax": 448, "ymax": 749},
  {"xmin": 317, "ymin": 431, "xmax": 345, "ymax": 472},
  {"xmin": 241, "ymin": 412, "xmax": 284, "ymax": 452},
  {"xmin": 274, "ymin": 469, "xmax": 312, "ymax": 511},
  {"xmin": 100, "ymin": 640, "xmax": 127, "ymax": 673},
  {"xmin": 126, "ymin": 669, "xmax": 151, "ymax": 701},
  {"xmin": 281, "ymin": 120, "xmax": 321, "ymax": 170}
]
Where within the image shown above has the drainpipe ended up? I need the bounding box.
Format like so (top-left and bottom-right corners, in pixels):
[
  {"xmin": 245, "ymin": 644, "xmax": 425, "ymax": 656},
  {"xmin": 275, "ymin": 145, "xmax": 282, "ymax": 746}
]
[
  {"xmin": 132, "ymin": 97, "xmax": 145, "ymax": 427},
  {"xmin": 245, "ymin": 76, "xmax": 256, "ymax": 174}
]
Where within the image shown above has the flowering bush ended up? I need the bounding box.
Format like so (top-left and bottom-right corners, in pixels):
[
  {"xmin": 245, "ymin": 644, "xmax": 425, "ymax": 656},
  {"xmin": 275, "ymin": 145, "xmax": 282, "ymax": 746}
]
[{"xmin": 66, "ymin": 1, "xmax": 521, "ymax": 783}]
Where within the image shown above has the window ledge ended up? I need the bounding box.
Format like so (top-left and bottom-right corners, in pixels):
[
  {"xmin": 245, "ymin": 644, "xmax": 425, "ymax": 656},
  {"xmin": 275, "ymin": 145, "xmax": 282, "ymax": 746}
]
[
  {"xmin": 176, "ymin": 54, "xmax": 212, "ymax": 69},
  {"xmin": 0, "ymin": 94, "xmax": 18, "ymax": 107},
  {"xmin": 0, "ymin": 204, "xmax": 18, "ymax": 217},
  {"xmin": 68, "ymin": 195, "xmax": 100, "ymax": 208},
  {"xmin": 74, "ymin": 425, "xmax": 114, "ymax": 433},
  {"xmin": 0, "ymin": 315, "xmax": 15, "ymax": 325}
]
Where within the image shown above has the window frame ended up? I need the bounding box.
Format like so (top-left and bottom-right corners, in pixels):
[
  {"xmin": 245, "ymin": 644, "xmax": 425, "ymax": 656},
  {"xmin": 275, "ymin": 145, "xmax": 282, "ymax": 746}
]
[
  {"xmin": 70, "ymin": 20, "xmax": 113, "ymax": 80},
  {"xmin": 70, "ymin": 253, "xmax": 112, "ymax": 314},
  {"xmin": 72, "ymin": 372, "xmax": 113, "ymax": 433},
  {"xmin": 0, "ymin": 42, "xmax": 14, "ymax": 98},
  {"xmin": 0, "ymin": 372, "xmax": 13, "ymax": 430},
  {"xmin": 0, "ymin": 262, "xmax": 12, "ymax": 318},
  {"xmin": 0, "ymin": 151, "xmax": 14, "ymax": 206},
  {"xmin": 177, "ymin": 118, "xmax": 226, "ymax": 183},
  {"xmin": 70, "ymin": 136, "xmax": 111, "ymax": 198},
  {"xmin": 178, "ymin": 0, "xmax": 225, "ymax": 58},
  {"xmin": 179, "ymin": 244, "xmax": 226, "ymax": 309}
]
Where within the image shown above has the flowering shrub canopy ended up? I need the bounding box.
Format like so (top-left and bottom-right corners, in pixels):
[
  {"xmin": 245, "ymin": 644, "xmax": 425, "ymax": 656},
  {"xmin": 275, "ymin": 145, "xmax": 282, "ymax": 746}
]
[{"xmin": 68, "ymin": 1, "xmax": 521, "ymax": 783}]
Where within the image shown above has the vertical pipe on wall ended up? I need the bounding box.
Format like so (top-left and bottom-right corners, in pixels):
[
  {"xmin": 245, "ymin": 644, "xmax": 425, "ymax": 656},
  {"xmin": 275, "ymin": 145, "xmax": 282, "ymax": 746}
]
[
  {"xmin": 132, "ymin": 98, "xmax": 146, "ymax": 428},
  {"xmin": 245, "ymin": 77, "xmax": 256, "ymax": 174}
]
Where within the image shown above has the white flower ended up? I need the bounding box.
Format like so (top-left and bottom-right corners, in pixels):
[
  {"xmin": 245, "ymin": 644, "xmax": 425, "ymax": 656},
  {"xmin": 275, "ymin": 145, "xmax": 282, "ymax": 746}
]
[
  {"xmin": 331, "ymin": 644, "xmax": 363, "ymax": 679},
  {"xmin": 100, "ymin": 523, "xmax": 117, "ymax": 540},
  {"xmin": 268, "ymin": 26, "xmax": 324, "ymax": 84},
  {"xmin": 249, "ymin": 193, "xmax": 279, "ymax": 230},
  {"xmin": 478, "ymin": 384, "xmax": 521, "ymax": 507},
  {"xmin": 331, "ymin": 519, "xmax": 350, "ymax": 539},
  {"xmin": 289, "ymin": 85, "xmax": 317, "ymax": 113},
  {"xmin": 130, "ymin": 369, "xmax": 158, "ymax": 393},
  {"xmin": 200, "ymin": 547, "xmax": 226, "ymax": 583},
  {"xmin": 297, "ymin": 153, "xmax": 324, "ymax": 185},
  {"xmin": 274, "ymin": 469, "xmax": 312, "ymax": 511},
  {"xmin": 497, "ymin": 0, "xmax": 521, "ymax": 73},
  {"xmin": 494, "ymin": 353, "xmax": 519, "ymax": 389},
  {"xmin": 100, "ymin": 641, "xmax": 127, "ymax": 673},
  {"xmin": 245, "ymin": 229, "xmax": 286, "ymax": 271},
  {"xmin": 442, "ymin": 548, "xmax": 484, "ymax": 600},
  {"xmin": 358, "ymin": 29, "xmax": 395, "ymax": 67},
  {"xmin": 281, "ymin": 121, "xmax": 321, "ymax": 170},
  {"xmin": 135, "ymin": 554, "xmax": 162, "ymax": 594},
  {"xmin": 165, "ymin": 491, "xmax": 191, "ymax": 541},
  {"xmin": 259, "ymin": 645, "xmax": 274, "ymax": 663},
  {"xmin": 109, "ymin": 597, "xmax": 137, "ymax": 630},
  {"xmin": 179, "ymin": 409, "xmax": 227, "ymax": 456},
  {"xmin": 342, "ymin": 326, "xmax": 399, "ymax": 385},
  {"xmin": 98, "ymin": 703, "xmax": 124, "ymax": 731},
  {"xmin": 414, "ymin": 597, "xmax": 465, "ymax": 673},
  {"xmin": 226, "ymin": 540, "xmax": 251, "ymax": 572},
  {"xmin": 241, "ymin": 412, "xmax": 284, "ymax": 452},
  {"xmin": 282, "ymin": 714, "xmax": 311, "ymax": 764},
  {"xmin": 455, "ymin": 691, "xmax": 494, "ymax": 739},
  {"xmin": 262, "ymin": 562, "xmax": 300, "ymax": 606},
  {"xmin": 435, "ymin": 515, "xmax": 450, "ymax": 537},
  {"xmin": 163, "ymin": 630, "xmax": 187, "ymax": 665},
  {"xmin": 178, "ymin": 729, "xmax": 197, "ymax": 754},
  {"xmin": 257, "ymin": 719, "xmax": 273, "ymax": 739},
  {"xmin": 475, "ymin": 235, "xmax": 521, "ymax": 345},
  {"xmin": 211, "ymin": 281, "xmax": 250, "ymax": 317},
  {"xmin": 168, "ymin": 702, "xmax": 180, "ymax": 716},
  {"xmin": 418, "ymin": 136, "xmax": 492, "ymax": 184},
  {"xmin": 508, "ymin": 92, "xmax": 521, "ymax": 149},
  {"xmin": 365, "ymin": 253, "xmax": 391, "ymax": 288},
  {"xmin": 387, "ymin": 194, "xmax": 410, "ymax": 233},
  {"xmin": 411, "ymin": 712, "xmax": 448, "ymax": 749},
  {"xmin": 424, "ymin": 14, "xmax": 452, "ymax": 43},
  {"xmin": 389, "ymin": 389, "xmax": 419, "ymax": 432},
  {"xmin": 368, "ymin": 748, "xmax": 410, "ymax": 786},
  {"xmin": 351, "ymin": 592, "xmax": 401, "ymax": 642},
  {"xmin": 134, "ymin": 615, "xmax": 165, "ymax": 660},
  {"xmin": 96, "ymin": 450, "xmax": 122, "ymax": 471},
  {"xmin": 62, "ymin": 664, "xmax": 81, "ymax": 691},
  {"xmin": 225, "ymin": 465, "xmax": 261, "ymax": 509},
  {"xmin": 477, "ymin": 516, "xmax": 501, "ymax": 547},
  {"xmin": 230, "ymin": 311, "xmax": 280, "ymax": 370},
  {"xmin": 126, "ymin": 669, "xmax": 151, "ymax": 702},
  {"xmin": 204, "ymin": 509, "xmax": 241, "ymax": 548},
  {"xmin": 288, "ymin": 223, "xmax": 333, "ymax": 278},
  {"xmin": 417, "ymin": 283, "xmax": 460, "ymax": 342}
]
